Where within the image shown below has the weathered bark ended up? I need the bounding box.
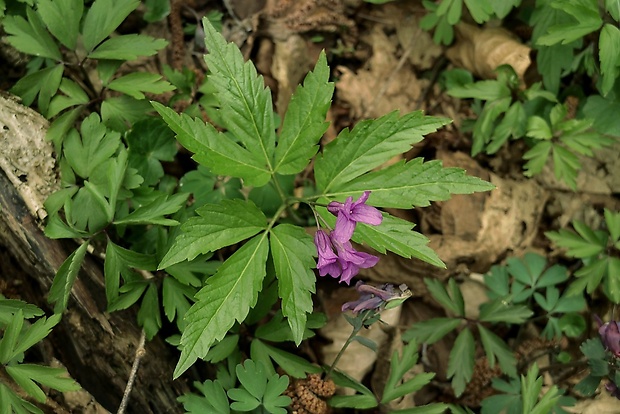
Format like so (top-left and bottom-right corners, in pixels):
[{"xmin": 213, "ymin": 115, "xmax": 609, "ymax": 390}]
[{"xmin": 0, "ymin": 93, "xmax": 189, "ymax": 413}]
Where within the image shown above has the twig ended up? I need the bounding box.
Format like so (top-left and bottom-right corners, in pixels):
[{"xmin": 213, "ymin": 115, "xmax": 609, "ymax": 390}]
[{"xmin": 117, "ymin": 330, "xmax": 147, "ymax": 414}]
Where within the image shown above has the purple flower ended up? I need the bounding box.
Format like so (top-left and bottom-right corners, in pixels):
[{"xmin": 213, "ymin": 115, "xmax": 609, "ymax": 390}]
[
  {"xmin": 342, "ymin": 281, "xmax": 411, "ymax": 313},
  {"xmin": 327, "ymin": 191, "xmax": 383, "ymax": 243},
  {"xmin": 606, "ymin": 381, "xmax": 620, "ymax": 400},
  {"xmin": 314, "ymin": 230, "xmax": 379, "ymax": 285},
  {"xmin": 595, "ymin": 315, "xmax": 620, "ymax": 358}
]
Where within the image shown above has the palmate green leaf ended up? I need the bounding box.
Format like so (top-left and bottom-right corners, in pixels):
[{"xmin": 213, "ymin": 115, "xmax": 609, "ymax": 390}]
[
  {"xmin": 3, "ymin": 7, "xmax": 62, "ymax": 60},
  {"xmin": 463, "ymin": 0, "xmax": 492, "ymax": 23},
  {"xmin": 202, "ymin": 17, "xmax": 276, "ymax": 172},
  {"xmin": 82, "ymin": 0, "xmax": 140, "ymax": 52},
  {"xmin": 448, "ymin": 80, "xmax": 510, "ymax": 101},
  {"xmin": 178, "ymin": 380, "xmax": 230, "ymax": 414},
  {"xmin": 174, "ymin": 234, "xmax": 269, "ymax": 378},
  {"xmin": 37, "ymin": 0, "xmax": 83, "ymax": 49},
  {"xmin": 104, "ymin": 239, "xmax": 158, "ymax": 303},
  {"xmin": 269, "ymin": 225, "xmax": 316, "ymax": 345},
  {"xmin": 63, "ymin": 113, "xmax": 121, "ymax": 178},
  {"xmin": 6, "ymin": 364, "xmax": 80, "ymax": 403},
  {"xmin": 552, "ymin": 144, "xmax": 580, "ymax": 189},
  {"xmin": 329, "ymin": 369, "xmax": 378, "ymax": 409},
  {"xmin": 162, "ymin": 278, "xmax": 195, "ymax": 329},
  {"xmin": 537, "ymin": 0, "xmax": 602, "ymax": 46},
  {"xmin": 521, "ymin": 364, "xmax": 563, "ymax": 414},
  {"xmin": 479, "ymin": 297, "xmax": 533, "ymax": 324},
  {"xmin": 381, "ymin": 340, "xmax": 436, "ymax": 403},
  {"xmin": 48, "ymin": 241, "xmax": 89, "ymax": 313},
  {"xmin": 523, "ymin": 140, "xmax": 552, "ymax": 177},
  {"xmin": 102, "ymin": 96, "xmax": 153, "ymax": 131},
  {"xmin": 88, "ymin": 34, "xmax": 168, "ymax": 60},
  {"xmin": 447, "ymin": 328, "xmax": 475, "ymax": 397},
  {"xmin": 0, "ymin": 382, "xmax": 42, "ymax": 414},
  {"xmin": 425, "ymin": 278, "xmax": 464, "ymax": 316},
  {"xmin": 402, "ymin": 318, "xmax": 462, "ymax": 344},
  {"xmin": 0, "ymin": 300, "xmax": 43, "ymax": 322},
  {"xmin": 354, "ymin": 213, "xmax": 444, "ymax": 268},
  {"xmin": 478, "ymin": 325, "xmax": 517, "ymax": 377},
  {"xmin": 159, "ymin": 199, "xmax": 267, "ymax": 269},
  {"xmin": 12, "ymin": 314, "xmax": 61, "ymax": 362},
  {"xmin": 325, "ymin": 158, "xmax": 494, "ymax": 209},
  {"xmin": 113, "ymin": 193, "xmax": 188, "ymax": 226},
  {"xmin": 152, "ymin": 102, "xmax": 272, "ymax": 186},
  {"xmin": 546, "ymin": 223, "xmax": 606, "ymax": 258},
  {"xmin": 126, "ymin": 117, "xmax": 177, "ymax": 185},
  {"xmin": 10, "ymin": 65, "xmax": 63, "ymax": 116},
  {"xmin": 599, "ymin": 24, "xmax": 620, "ymax": 96},
  {"xmin": 0, "ymin": 309, "xmax": 23, "ymax": 364},
  {"xmin": 315, "ymin": 111, "xmax": 449, "ymax": 193},
  {"xmin": 274, "ymin": 51, "xmax": 333, "ymax": 175},
  {"xmin": 137, "ymin": 283, "xmax": 161, "ymax": 340},
  {"xmin": 106, "ymin": 72, "xmax": 175, "ymax": 100}
]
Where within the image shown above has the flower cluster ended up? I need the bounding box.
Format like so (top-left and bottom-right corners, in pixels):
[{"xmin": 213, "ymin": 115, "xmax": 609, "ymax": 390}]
[
  {"xmin": 341, "ymin": 281, "xmax": 412, "ymax": 313},
  {"xmin": 314, "ymin": 191, "xmax": 382, "ymax": 284}
]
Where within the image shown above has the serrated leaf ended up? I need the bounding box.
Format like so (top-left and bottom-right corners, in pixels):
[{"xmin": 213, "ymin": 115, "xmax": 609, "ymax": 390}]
[
  {"xmin": 82, "ymin": 0, "xmax": 140, "ymax": 52},
  {"xmin": 600, "ymin": 23, "xmax": 620, "ymax": 96},
  {"xmin": 48, "ymin": 241, "xmax": 89, "ymax": 313},
  {"xmin": 6, "ymin": 364, "xmax": 80, "ymax": 403},
  {"xmin": 202, "ymin": 17, "xmax": 276, "ymax": 172},
  {"xmin": 107, "ymin": 72, "xmax": 175, "ymax": 99},
  {"xmin": 447, "ymin": 328, "xmax": 475, "ymax": 397},
  {"xmin": 3, "ymin": 7, "xmax": 62, "ymax": 60},
  {"xmin": 315, "ymin": 111, "xmax": 449, "ymax": 193},
  {"xmin": 479, "ymin": 297, "xmax": 533, "ymax": 324},
  {"xmin": 269, "ymin": 225, "xmax": 315, "ymax": 345},
  {"xmin": 546, "ymin": 227, "xmax": 605, "ymax": 258},
  {"xmin": 527, "ymin": 116, "xmax": 553, "ymax": 139},
  {"xmin": 174, "ymin": 234, "xmax": 268, "ymax": 378},
  {"xmin": 178, "ymin": 379, "xmax": 230, "ymax": 414},
  {"xmin": 114, "ymin": 193, "xmax": 187, "ymax": 226},
  {"xmin": 552, "ymin": 144, "xmax": 580, "ymax": 189},
  {"xmin": 37, "ymin": 0, "xmax": 82, "ymax": 49},
  {"xmin": 381, "ymin": 340, "xmax": 436, "ymax": 403},
  {"xmin": 88, "ymin": 34, "xmax": 168, "ymax": 60},
  {"xmin": 274, "ymin": 51, "xmax": 333, "ymax": 175},
  {"xmin": 402, "ymin": 318, "xmax": 462, "ymax": 344},
  {"xmin": 537, "ymin": 0, "xmax": 602, "ymax": 46},
  {"xmin": 126, "ymin": 117, "xmax": 177, "ymax": 185},
  {"xmin": 0, "ymin": 382, "xmax": 43, "ymax": 414},
  {"xmin": 101, "ymin": 96, "xmax": 153, "ymax": 131},
  {"xmin": 354, "ymin": 213, "xmax": 444, "ymax": 267},
  {"xmin": 159, "ymin": 199, "xmax": 267, "ymax": 268},
  {"xmin": 523, "ymin": 140, "xmax": 552, "ymax": 177},
  {"xmin": 12, "ymin": 314, "xmax": 61, "ymax": 361},
  {"xmin": 263, "ymin": 375, "xmax": 290, "ymax": 414},
  {"xmin": 323, "ymin": 158, "xmax": 494, "ymax": 208},
  {"xmin": 478, "ymin": 324, "xmax": 517, "ymax": 377},
  {"xmin": 152, "ymin": 102, "xmax": 272, "ymax": 186},
  {"xmin": 0, "ymin": 309, "xmax": 24, "ymax": 364},
  {"xmin": 162, "ymin": 278, "xmax": 195, "ymax": 328},
  {"xmin": 448, "ymin": 80, "xmax": 510, "ymax": 101},
  {"xmin": 47, "ymin": 77, "xmax": 90, "ymax": 119}
]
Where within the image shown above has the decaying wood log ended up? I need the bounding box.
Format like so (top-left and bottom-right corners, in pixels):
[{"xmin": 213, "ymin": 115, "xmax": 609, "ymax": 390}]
[{"xmin": 0, "ymin": 93, "xmax": 189, "ymax": 413}]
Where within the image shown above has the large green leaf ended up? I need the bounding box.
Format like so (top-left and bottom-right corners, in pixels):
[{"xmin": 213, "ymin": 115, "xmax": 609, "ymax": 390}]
[
  {"xmin": 153, "ymin": 102, "xmax": 272, "ymax": 186},
  {"xmin": 107, "ymin": 72, "xmax": 175, "ymax": 99},
  {"xmin": 315, "ymin": 111, "xmax": 450, "ymax": 193},
  {"xmin": 10, "ymin": 65, "xmax": 64, "ymax": 116},
  {"xmin": 274, "ymin": 51, "xmax": 334, "ymax": 175},
  {"xmin": 599, "ymin": 24, "xmax": 620, "ymax": 96},
  {"xmin": 48, "ymin": 241, "xmax": 89, "ymax": 313},
  {"xmin": 537, "ymin": 0, "xmax": 602, "ymax": 45},
  {"xmin": 447, "ymin": 328, "xmax": 475, "ymax": 397},
  {"xmin": 159, "ymin": 199, "xmax": 268, "ymax": 269},
  {"xmin": 37, "ymin": 0, "xmax": 83, "ymax": 49},
  {"xmin": 269, "ymin": 225, "xmax": 316, "ymax": 345},
  {"xmin": 323, "ymin": 158, "xmax": 494, "ymax": 208},
  {"xmin": 81, "ymin": 0, "xmax": 140, "ymax": 52},
  {"xmin": 174, "ymin": 234, "xmax": 269, "ymax": 378},
  {"xmin": 478, "ymin": 324, "xmax": 517, "ymax": 377},
  {"xmin": 88, "ymin": 34, "xmax": 168, "ymax": 60},
  {"xmin": 3, "ymin": 7, "xmax": 62, "ymax": 60},
  {"xmin": 201, "ymin": 17, "xmax": 276, "ymax": 172}
]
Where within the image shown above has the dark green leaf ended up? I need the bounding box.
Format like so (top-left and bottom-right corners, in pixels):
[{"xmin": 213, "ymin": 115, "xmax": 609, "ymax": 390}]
[
  {"xmin": 37, "ymin": 0, "xmax": 82, "ymax": 49},
  {"xmin": 82, "ymin": 0, "xmax": 140, "ymax": 52},
  {"xmin": 48, "ymin": 241, "xmax": 89, "ymax": 313},
  {"xmin": 114, "ymin": 193, "xmax": 188, "ymax": 226},
  {"xmin": 478, "ymin": 324, "xmax": 517, "ymax": 377},
  {"xmin": 479, "ymin": 297, "xmax": 533, "ymax": 324},
  {"xmin": 250, "ymin": 339, "xmax": 321, "ymax": 378},
  {"xmin": 447, "ymin": 328, "xmax": 475, "ymax": 397},
  {"xmin": 3, "ymin": 7, "xmax": 62, "ymax": 60},
  {"xmin": 402, "ymin": 318, "xmax": 462, "ymax": 344},
  {"xmin": 107, "ymin": 72, "xmax": 175, "ymax": 99}
]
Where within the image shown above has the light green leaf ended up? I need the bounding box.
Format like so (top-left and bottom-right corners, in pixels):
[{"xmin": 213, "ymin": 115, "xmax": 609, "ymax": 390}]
[
  {"xmin": 0, "ymin": 309, "xmax": 23, "ymax": 364},
  {"xmin": 6, "ymin": 364, "xmax": 80, "ymax": 403},
  {"xmin": 425, "ymin": 278, "xmax": 463, "ymax": 317},
  {"xmin": 523, "ymin": 140, "xmax": 552, "ymax": 177},
  {"xmin": 3, "ymin": 7, "xmax": 62, "ymax": 60},
  {"xmin": 315, "ymin": 111, "xmax": 450, "ymax": 193},
  {"xmin": 269, "ymin": 225, "xmax": 316, "ymax": 345},
  {"xmin": 527, "ymin": 116, "xmax": 553, "ymax": 140},
  {"xmin": 174, "ymin": 234, "xmax": 269, "ymax": 378},
  {"xmin": 552, "ymin": 144, "xmax": 580, "ymax": 190},
  {"xmin": 152, "ymin": 102, "xmax": 272, "ymax": 186},
  {"xmin": 537, "ymin": 0, "xmax": 602, "ymax": 45},
  {"xmin": 478, "ymin": 324, "xmax": 517, "ymax": 377},
  {"xmin": 13, "ymin": 314, "xmax": 61, "ymax": 360},
  {"xmin": 448, "ymin": 80, "xmax": 510, "ymax": 101},
  {"xmin": 10, "ymin": 65, "xmax": 64, "ymax": 117},
  {"xmin": 202, "ymin": 17, "xmax": 276, "ymax": 172},
  {"xmin": 37, "ymin": 0, "xmax": 83, "ymax": 49},
  {"xmin": 107, "ymin": 72, "xmax": 175, "ymax": 99},
  {"xmin": 599, "ymin": 24, "xmax": 620, "ymax": 96},
  {"xmin": 114, "ymin": 193, "xmax": 187, "ymax": 226},
  {"xmin": 0, "ymin": 382, "xmax": 43, "ymax": 414},
  {"xmin": 101, "ymin": 96, "xmax": 153, "ymax": 131},
  {"xmin": 62, "ymin": 113, "xmax": 120, "ymax": 178},
  {"xmin": 126, "ymin": 117, "xmax": 178, "ymax": 185},
  {"xmin": 48, "ymin": 241, "xmax": 89, "ymax": 313},
  {"xmin": 274, "ymin": 51, "xmax": 333, "ymax": 174},
  {"xmin": 354, "ymin": 213, "xmax": 444, "ymax": 267},
  {"xmin": 250, "ymin": 339, "xmax": 322, "ymax": 378},
  {"xmin": 381, "ymin": 340, "xmax": 436, "ymax": 403},
  {"xmin": 47, "ymin": 77, "xmax": 90, "ymax": 118},
  {"xmin": 159, "ymin": 199, "xmax": 267, "ymax": 269},
  {"xmin": 464, "ymin": 0, "xmax": 492, "ymax": 23},
  {"xmin": 447, "ymin": 328, "xmax": 475, "ymax": 397},
  {"xmin": 88, "ymin": 34, "xmax": 168, "ymax": 60},
  {"xmin": 82, "ymin": 0, "xmax": 140, "ymax": 52},
  {"xmin": 402, "ymin": 318, "xmax": 462, "ymax": 344},
  {"xmin": 324, "ymin": 158, "xmax": 494, "ymax": 208}
]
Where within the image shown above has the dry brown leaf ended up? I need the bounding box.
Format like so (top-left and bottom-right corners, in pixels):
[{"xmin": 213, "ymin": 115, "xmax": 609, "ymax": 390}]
[{"xmin": 446, "ymin": 23, "xmax": 531, "ymax": 82}]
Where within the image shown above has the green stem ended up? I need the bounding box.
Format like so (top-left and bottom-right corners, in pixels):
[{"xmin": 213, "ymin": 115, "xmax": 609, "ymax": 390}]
[{"xmin": 324, "ymin": 310, "xmax": 375, "ymax": 379}]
